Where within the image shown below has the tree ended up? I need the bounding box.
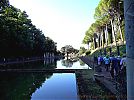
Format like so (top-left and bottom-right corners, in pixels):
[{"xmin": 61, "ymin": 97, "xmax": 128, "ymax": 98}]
[
  {"xmin": 82, "ymin": 0, "xmax": 125, "ymax": 55},
  {"xmin": 0, "ymin": 2, "xmax": 57, "ymax": 58},
  {"xmin": 60, "ymin": 45, "xmax": 74, "ymax": 54},
  {"xmin": 79, "ymin": 47, "xmax": 86, "ymax": 55},
  {"xmin": 0, "ymin": 0, "xmax": 9, "ymax": 9},
  {"xmin": 82, "ymin": 31, "xmax": 93, "ymax": 49}
]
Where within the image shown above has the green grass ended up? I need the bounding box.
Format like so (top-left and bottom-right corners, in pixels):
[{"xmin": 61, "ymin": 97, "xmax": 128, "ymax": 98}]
[{"xmin": 90, "ymin": 44, "xmax": 126, "ymax": 57}]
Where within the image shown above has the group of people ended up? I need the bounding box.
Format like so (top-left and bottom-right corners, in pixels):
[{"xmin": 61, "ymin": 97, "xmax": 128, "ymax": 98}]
[{"xmin": 97, "ymin": 54, "xmax": 126, "ymax": 79}]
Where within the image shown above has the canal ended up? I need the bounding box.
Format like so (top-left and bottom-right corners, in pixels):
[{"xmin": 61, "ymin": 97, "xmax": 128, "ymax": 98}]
[{"xmin": 0, "ymin": 59, "xmax": 116, "ymax": 100}]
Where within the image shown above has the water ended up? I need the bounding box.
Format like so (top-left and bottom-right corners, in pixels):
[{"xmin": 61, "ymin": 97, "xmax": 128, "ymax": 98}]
[
  {"xmin": 0, "ymin": 72, "xmax": 79, "ymax": 100},
  {"xmin": 0, "ymin": 59, "xmax": 118, "ymax": 100},
  {"xmin": 31, "ymin": 73, "xmax": 79, "ymax": 100},
  {"xmin": 56, "ymin": 59, "xmax": 91, "ymax": 69},
  {"xmin": 0, "ymin": 58, "xmax": 90, "ymax": 70}
]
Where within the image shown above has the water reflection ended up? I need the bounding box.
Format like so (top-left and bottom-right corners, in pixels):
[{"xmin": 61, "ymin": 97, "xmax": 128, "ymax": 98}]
[
  {"xmin": 44, "ymin": 58, "xmax": 55, "ymax": 65},
  {"xmin": 0, "ymin": 58, "xmax": 90, "ymax": 70},
  {"xmin": 31, "ymin": 73, "xmax": 79, "ymax": 100},
  {"xmin": 0, "ymin": 72, "xmax": 53, "ymax": 100},
  {"xmin": 0, "ymin": 59, "xmax": 57, "ymax": 69},
  {"xmin": 61, "ymin": 59, "xmax": 73, "ymax": 67},
  {"xmin": 0, "ymin": 60, "xmax": 58, "ymax": 99},
  {"xmin": 79, "ymin": 59, "xmax": 86, "ymax": 66},
  {"xmin": 0, "ymin": 59, "xmax": 117, "ymax": 100},
  {"xmin": 57, "ymin": 59, "xmax": 91, "ymax": 69}
]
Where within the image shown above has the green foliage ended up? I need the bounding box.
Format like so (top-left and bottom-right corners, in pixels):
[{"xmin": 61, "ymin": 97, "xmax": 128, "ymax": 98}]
[
  {"xmin": 60, "ymin": 45, "xmax": 78, "ymax": 54},
  {"xmin": 0, "ymin": 62, "xmax": 55, "ymax": 100},
  {"xmin": 85, "ymin": 50, "xmax": 91, "ymax": 55},
  {"xmin": 0, "ymin": 0, "xmax": 9, "ymax": 9},
  {"xmin": 82, "ymin": 0, "xmax": 125, "ymax": 52},
  {"xmin": 118, "ymin": 45, "xmax": 126, "ymax": 56},
  {"xmin": 90, "ymin": 44, "xmax": 126, "ymax": 57},
  {"xmin": 79, "ymin": 47, "xmax": 87, "ymax": 55},
  {"xmin": 0, "ymin": 3, "xmax": 57, "ymax": 58}
]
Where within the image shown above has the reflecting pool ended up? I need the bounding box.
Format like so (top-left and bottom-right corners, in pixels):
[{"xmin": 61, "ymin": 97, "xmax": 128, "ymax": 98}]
[
  {"xmin": 0, "ymin": 58, "xmax": 118, "ymax": 100},
  {"xmin": 56, "ymin": 59, "xmax": 91, "ymax": 69},
  {"xmin": 31, "ymin": 73, "xmax": 79, "ymax": 100},
  {"xmin": 0, "ymin": 72, "xmax": 79, "ymax": 100},
  {"xmin": 0, "ymin": 58, "xmax": 90, "ymax": 70}
]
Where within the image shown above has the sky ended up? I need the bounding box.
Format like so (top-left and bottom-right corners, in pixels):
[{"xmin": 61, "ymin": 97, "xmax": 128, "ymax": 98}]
[{"xmin": 9, "ymin": 0, "xmax": 100, "ymax": 50}]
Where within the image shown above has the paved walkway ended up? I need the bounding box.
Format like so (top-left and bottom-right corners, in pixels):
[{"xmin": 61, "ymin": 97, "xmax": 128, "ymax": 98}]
[
  {"xmin": 80, "ymin": 56, "xmax": 112, "ymax": 79},
  {"xmin": 95, "ymin": 65, "xmax": 112, "ymax": 79}
]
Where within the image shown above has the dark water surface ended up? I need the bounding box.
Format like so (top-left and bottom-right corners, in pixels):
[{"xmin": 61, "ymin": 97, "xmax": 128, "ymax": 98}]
[
  {"xmin": 0, "ymin": 59, "xmax": 117, "ymax": 100},
  {"xmin": 0, "ymin": 59, "xmax": 81, "ymax": 100},
  {"xmin": 0, "ymin": 72, "xmax": 79, "ymax": 100}
]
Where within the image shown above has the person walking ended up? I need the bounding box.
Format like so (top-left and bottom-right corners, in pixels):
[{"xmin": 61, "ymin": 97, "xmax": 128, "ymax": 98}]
[
  {"xmin": 97, "ymin": 55, "xmax": 103, "ymax": 72},
  {"xmin": 98, "ymin": 56, "xmax": 101, "ymax": 66},
  {"xmin": 110, "ymin": 54, "xmax": 118, "ymax": 79},
  {"xmin": 120, "ymin": 54, "xmax": 126, "ymax": 73},
  {"xmin": 103, "ymin": 55, "xmax": 110, "ymax": 71},
  {"xmin": 117, "ymin": 56, "xmax": 121, "ymax": 71}
]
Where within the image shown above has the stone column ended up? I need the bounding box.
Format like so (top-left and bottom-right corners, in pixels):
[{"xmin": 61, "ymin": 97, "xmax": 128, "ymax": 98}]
[{"xmin": 124, "ymin": 0, "xmax": 134, "ymax": 100}]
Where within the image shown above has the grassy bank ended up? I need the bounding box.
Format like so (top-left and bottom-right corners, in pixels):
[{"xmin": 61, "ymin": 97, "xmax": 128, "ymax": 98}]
[
  {"xmin": 90, "ymin": 44, "xmax": 126, "ymax": 57},
  {"xmin": 76, "ymin": 70, "xmax": 116, "ymax": 100}
]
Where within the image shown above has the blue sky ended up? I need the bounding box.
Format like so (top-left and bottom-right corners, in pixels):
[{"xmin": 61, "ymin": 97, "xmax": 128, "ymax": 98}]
[{"xmin": 9, "ymin": 0, "xmax": 100, "ymax": 50}]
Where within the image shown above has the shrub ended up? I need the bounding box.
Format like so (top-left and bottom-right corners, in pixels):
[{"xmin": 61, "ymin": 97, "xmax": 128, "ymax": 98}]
[{"xmin": 85, "ymin": 50, "xmax": 91, "ymax": 55}]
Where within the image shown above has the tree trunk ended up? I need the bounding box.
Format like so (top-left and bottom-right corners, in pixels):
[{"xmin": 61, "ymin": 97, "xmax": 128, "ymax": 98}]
[
  {"xmin": 101, "ymin": 30, "xmax": 104, "ymax": 48},
  {"xmin": 93, "ymin": 35, "xmax": 97, "ymax": 49},
  {"xmin": 109, "ymin": 47, "xmax": 112, "ymax": 55},
  {"xmin": 111, "ymin": 19, "xmax": 116, "ymax": 43},
  {"xmin": 87, "ymin": 42, "xmax": 89, "ymax": 50},
  {"xmin": 117, "ymin": 45, "xmax": 120, "ymax": 56},
  {"xmin": 105, "ymin": 25, "xmax": 108, "ymax": 46},
  {"xmin": 119, "ymin": 25, "xmax": 123, "ymax": 42},
  {"xmin": 101, "ymin": 30, "xmax": 105, "ymax": 55},
  {"xmin": 118, "ymin": 17, "xmax": 124, "ymax": 42},
  {"xmin": 100, "ymin": 33, "xmax": 102, "ymax": 48},
  {"xmin": 124, "ymin": 0, "xmax": 134, "ymax": 100},
  {"xmin": 93, "ymin": 37, "xmax": 95, "ymax": 50}
]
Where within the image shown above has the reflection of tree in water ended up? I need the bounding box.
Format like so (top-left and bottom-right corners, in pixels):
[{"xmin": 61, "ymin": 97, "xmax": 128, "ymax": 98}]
[
  {"xmin": 44, "ymin": 58, "xmax": 55, "ymax": 65},
  {"xmin": 61, "ymin": 59, "xmax": 73, "ymax": 67},
  {"xmin": 43, "ymin": 59, "xmax": 57, "ymax": 69},
  {"xmin": 0, "ymin": 72, "xmax": 53, "ymax": 100},
  {"xmin": 79, "ymin": 59, "xmax": 85, "ymax": 66},
  {"xmin": 0, "ymin": 60, "xmax": 57, "ymax": 70},
  {"xmin": 0, "ymin": 61, "xmax": 57, "ymax": 100}
]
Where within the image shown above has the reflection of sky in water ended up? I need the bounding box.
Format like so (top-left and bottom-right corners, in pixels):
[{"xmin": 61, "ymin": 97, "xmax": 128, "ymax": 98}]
[
  {"xmin": 31, "ymin": 73, "xmax": 79, "ymax": 100},
  {"xmin": 56, "ymin": 60, "xmax": 91, "ymax": 69}
]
